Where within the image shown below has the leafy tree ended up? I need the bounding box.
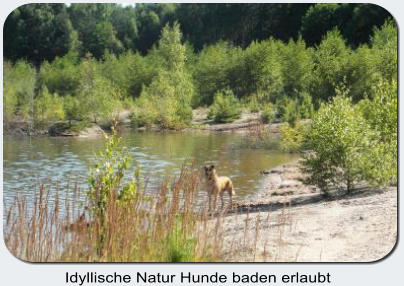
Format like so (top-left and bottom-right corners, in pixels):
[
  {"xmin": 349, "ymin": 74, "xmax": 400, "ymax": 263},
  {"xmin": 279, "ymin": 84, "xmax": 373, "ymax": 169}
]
[
  {"xmin": 301, "ymin": 4, "xmax": 353, "ymax": 47},
  {"xmin": 3, "ymin": 62, "xmax": 19, "ymax": 122},
  {"xmin": 68, "ymin": 3, "xmax": 123, "ymax": 58},
  {"xmin": 194, "ymin": 41, "xmax": 241, "ymax": 105},
  {"xmin": 357, "ymin": 80, "xmax": 397, "ymax": 186},
  {"xmin": 301, "ymin": 4, "xmax": 390, "ymax": 47},
  {"xmin": 302, "ymin": 90, "xmax": 373, "ymax": 194},
  {"xmin": 134, "ymin": 23, "xmax": 194, "ymax": 129},
  {"xmin": 4, "ymin": 4, "xmax": 78, "ymax": 65},
  {"xmin": 3, "ymin": 60, "xmax": 36, "ymax": 122},
  {"xmin": 237, "ymin": 39, "xmax": 284, "ymax": 99},
  {"xmin": 298, "ymin": 92, "xmax": 315, "ymax": 119},
  {"xmin": 110, "ymin": 6, "xmax": 139, "ymax": 51},
  {"xmin": 311, "ymin": 29, "xmax": 351, "ymax": 103},
  {"xmin": 38, "ymin": 51, "xmax": 81, "ymax": 96},
  {"xmin": 34, "ymin": 87, "xmax": 65, "ymax": 125},
  {"xmin": 370, "ymin": 19, "xmax": 397, "ymax": 82},
  {"xmin": 78, "ymin": 56, "xmax": 122, "ymax": 123},
  {"xmin": 280, "ymin": 38, "xmax": 314, "ymax": 98}
]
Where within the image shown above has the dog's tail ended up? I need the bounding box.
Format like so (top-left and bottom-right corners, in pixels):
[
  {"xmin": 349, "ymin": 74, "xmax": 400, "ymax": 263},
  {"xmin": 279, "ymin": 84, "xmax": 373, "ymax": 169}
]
[{"xmin": 230, "ymin": 184, "xmax": 236, "ymax": 196}]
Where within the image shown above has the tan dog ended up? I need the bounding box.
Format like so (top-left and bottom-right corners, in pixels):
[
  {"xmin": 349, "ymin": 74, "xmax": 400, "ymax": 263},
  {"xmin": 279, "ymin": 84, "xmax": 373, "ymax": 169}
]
[{"xmin": 204, "ymin": 165, "xmax": 235, "ymax": 211}]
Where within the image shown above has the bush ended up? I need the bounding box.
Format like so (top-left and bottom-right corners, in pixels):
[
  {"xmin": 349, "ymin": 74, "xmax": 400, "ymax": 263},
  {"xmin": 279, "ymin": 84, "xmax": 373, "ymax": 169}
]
[
  {"xmin": 208, "ymin": 89, "xmax": 241, "ymax": 123},
  {"xmin": 63, "ymin": 95, "xmax": 87, "ymax": 123},
  {"xmin": 3, "ymin": 60, "xmax": 36, "ymax": 122},
  {"xmin": 357, "ymin": 79, "xmax": 397, "ymax": 186},
  {"xmin": 260, "ymin": 103, "xmax": 276, "ymax": 124},
  {"xmin": 311, "ymin": 29, "xmax": 351, "ymax": 103},
  {"xmin": 298, "ymin": 92, "xmax": 314, "ymax": 119},
  {"xmin": 38, "ymin": 51, "xmax": 81, "ymax": 96},
  {"xmin": 34, "ymin": 87, "xmax": 65, "ymax": 126},
  {"xmin": 277, "ymin": 97, "xmax": 299, "ymax": 126},
  {"xmin": 236, "ymin": 39, "xmax": 284, "ymax": 100},
  {"xmin": 242, "ymin": 91, "xmax": 270, "ymax": 113},
  {"xmin": 279, "ymin": 121, "xmax": 308, "ymax": 153},
  {"xmin": 301, "ymin": 91, "xmax": 373, "ymax": 194},
  {"xmin": 78, "ymin": 56, "xmax": 122, "ymax": 124},
  {"xmin": 194, "ymin": 41, "xmax": 241, "ymax": 105}
]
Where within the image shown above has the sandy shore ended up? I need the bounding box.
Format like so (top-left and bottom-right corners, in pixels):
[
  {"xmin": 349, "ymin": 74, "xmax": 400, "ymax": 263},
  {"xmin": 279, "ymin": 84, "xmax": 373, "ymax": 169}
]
[{"xmin": 216, "ymin": 162, "xmax": 397, "ymax": 262}]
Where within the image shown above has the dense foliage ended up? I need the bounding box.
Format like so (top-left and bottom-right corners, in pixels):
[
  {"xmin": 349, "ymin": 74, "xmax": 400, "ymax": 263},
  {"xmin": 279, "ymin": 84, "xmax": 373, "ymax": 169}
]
[
  {"xmin": 4, "ymin": 5, "xmax": 396, "ymax": 131},
  {"xmin": 5, "ymin": 3, "xmax": 391, "ymax": 63},
  {"xmin": 4, "ymin": 5, "xmax": 398, "ymax": 187},
  {"xmin": 302, "ymin": 81, "xmax": 397, "ymax": 194}
]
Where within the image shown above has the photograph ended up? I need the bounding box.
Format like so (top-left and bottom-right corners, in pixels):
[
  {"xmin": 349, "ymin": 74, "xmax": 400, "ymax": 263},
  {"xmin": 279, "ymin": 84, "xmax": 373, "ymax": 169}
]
[{"xmin": 2, "ymin": 2, "xmax": 397, "ymax": 263}]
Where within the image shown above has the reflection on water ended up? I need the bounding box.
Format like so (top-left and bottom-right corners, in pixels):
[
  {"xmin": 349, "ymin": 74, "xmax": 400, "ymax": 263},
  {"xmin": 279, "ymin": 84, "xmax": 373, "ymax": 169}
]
[{"xmin": 3, "ymin": 131, "xmax": 297, "ymax": 210}]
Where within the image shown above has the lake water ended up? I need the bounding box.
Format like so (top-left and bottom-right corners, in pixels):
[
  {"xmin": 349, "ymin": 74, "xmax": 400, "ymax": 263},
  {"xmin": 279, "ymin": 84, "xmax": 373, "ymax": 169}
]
[{"xmin": 3, "ymin": 130, "xmax": 297, "ymax": 211}]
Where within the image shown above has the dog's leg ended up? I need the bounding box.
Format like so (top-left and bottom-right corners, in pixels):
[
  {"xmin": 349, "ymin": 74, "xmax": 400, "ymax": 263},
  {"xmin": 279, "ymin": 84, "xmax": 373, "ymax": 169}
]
[
  {"xmin": 220, "ymin": 192, "xmax": 224, "ymax": 209},
  {"xmin": 212, "ymin": 193, "xmax": 217, "ymax": 212},
  {"xmin": 228, "ymin": 187, "xmax": 233, "ymax": 208},
  {"xmin": 208, "ymin": 193, "xmax": 212, "ymax": 212}
]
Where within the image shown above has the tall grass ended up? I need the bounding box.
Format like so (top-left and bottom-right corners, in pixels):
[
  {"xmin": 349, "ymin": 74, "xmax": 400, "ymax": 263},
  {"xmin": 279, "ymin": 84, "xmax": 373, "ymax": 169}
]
[
  {"xmin": 4, "ymin": 128, "xmax": 291, "ymax": 262},
  {"xmin": 4, "ymin": 128, "xmax": 230, "ymax": 262},
  {"xmin": 4, "ymin": 165, "xmax": 232, "ymax": 262}
]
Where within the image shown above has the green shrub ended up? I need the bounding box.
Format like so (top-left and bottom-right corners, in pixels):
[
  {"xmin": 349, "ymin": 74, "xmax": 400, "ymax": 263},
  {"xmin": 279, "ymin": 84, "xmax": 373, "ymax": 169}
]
[
  {"xmin": 302, "ymin": 91, "xmax": 373, "ymax": 194},
  {"xmin": 78, "ymin": 56, "xmax": 122, "ymax": 123},
  {"xmin": 277, "ymin": 97, "xmax": 299, "ymax": 126},
  {"xmin": 136, "ymin": 71, "xmax": 193, "ymax": 130},
  {"xmin": 194, "ymin": 41, "xmax": 241, "ymax": 105},
  {"xmin": 279, "ymin": 121, "xmax": 308, "ymax": 153},
  {"xmin": 260, "ymin": 103, "xmax": 276, "ymax": 124},
  {"xmin": 164, "ymin": 218, "xmax": 197, "ymax": 262},
  {"xmin": 242, "ymin": 91, "xmax": 270, "ymax": 113},
  {"xmin": 38, "ymin": 51, "xmax": 81, "ymax": 96},
  {"xmin": 311, "ymin": 29, "xmax": 351, "ymax": 103},
  {"xmin": 3, "ymin": 60, "xmax": 36, "ymax": 122},
  {"xmin": 34, "ymin": 87, "xmax": 65, "ymax": 126},
  {"xmin": 63, "ymin": 95, "xmax": 88, "ymax": 124},
  {"xmin": 357, "ymin": 79, "xmax": 397, "ymax": 186},
  {"xmin": 87, "ymin": 127, "xmax": 137, "ymax": 253},
  {"xmin": 298, "ymin": 92, "xmax": 314, "ymax": 119},
  {"xmin": 208, "ymin": 89, "xmax": 241, "ymax": 123}
]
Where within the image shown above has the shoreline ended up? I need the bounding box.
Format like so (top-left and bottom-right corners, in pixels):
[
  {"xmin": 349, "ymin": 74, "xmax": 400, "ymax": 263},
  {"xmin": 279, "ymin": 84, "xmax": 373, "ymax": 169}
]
[
  {"xmin": 3, "ymin": 110, "xmax": 285, "ymax": 137},
  {"xmin": 216, "ymin": 161, "xmax": 397, "ymax": 262}
]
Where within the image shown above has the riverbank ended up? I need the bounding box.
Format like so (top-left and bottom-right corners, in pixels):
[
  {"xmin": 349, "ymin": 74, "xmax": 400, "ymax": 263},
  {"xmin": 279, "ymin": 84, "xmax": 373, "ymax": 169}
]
[
  {"xmin": 217, "ymin": 161, "xmax": 397, "ymax": 262},
  {"xmin": 3, "ymin": 109, "xmax": 284, "ymax": 137}
]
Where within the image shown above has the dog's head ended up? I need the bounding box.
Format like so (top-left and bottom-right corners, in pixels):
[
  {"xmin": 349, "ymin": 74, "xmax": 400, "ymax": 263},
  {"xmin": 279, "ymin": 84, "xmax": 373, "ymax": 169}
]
[{"xmin": 204, "ymin": 165, "xmax": 216, "ymax": 179}]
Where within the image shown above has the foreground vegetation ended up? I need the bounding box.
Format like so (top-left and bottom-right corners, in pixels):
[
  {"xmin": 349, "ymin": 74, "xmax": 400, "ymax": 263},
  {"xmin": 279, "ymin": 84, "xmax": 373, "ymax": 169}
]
[{"xmin": 5, "ymin": 129, "xmax": 228, "ymax": 262}]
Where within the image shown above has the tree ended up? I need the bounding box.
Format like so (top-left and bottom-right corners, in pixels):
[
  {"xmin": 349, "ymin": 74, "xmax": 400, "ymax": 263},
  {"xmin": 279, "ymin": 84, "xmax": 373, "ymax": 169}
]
[
  {"xmin": 280, "ymin": 38, "xmax": 314, "ymax": 98},
  {"xmin": 38, "ymin": 51, "xmax": 81, "ymax": 96},
  {"xmin": 302, "ymin": 90, "xmax": 373, "ymax": 194},
  {"xmin": 34, "ymin": 87, "xmax": 65, "ymax": 125},
  {"xmin": 78, "ymin": 56, "xmax": 122, "ymax": 123},
  {"xmin": 357, "ymin": 80, "xmax": 397, "ymax": 186},
  {"xmin": 301, "ymin": 4, "xmax": 391, "ymax": 47},
  {"xmin": 3, "ymin": 60, "xmax": 36, "ymax": 122},
  {"xmin": 135, "ymin": 23, "xmax": 194, "ymax": 129},
  {"xmin": 311, "ymin": 29, "xmax": 351, "ymax": 103},
  {"xmin": 236, "ymin": 39, "xmax": 284, "ymax": 100},
  {"xmin": 68, "ymin": 3, "xmax": 123, "ymax": 58},
  {"xmin": 194, "ymin": 41, "xmax": 241, "ymax": 105},
  {"xmin": 4, "ymin": 3, "xmax": 79, "ymax": 65}
]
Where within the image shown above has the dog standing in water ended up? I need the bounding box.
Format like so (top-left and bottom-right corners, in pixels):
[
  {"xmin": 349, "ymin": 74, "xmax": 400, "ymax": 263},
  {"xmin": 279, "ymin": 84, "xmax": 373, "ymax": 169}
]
[{"xmin": 204, "ymin": 165, "xmax": 235, "ymax": 211}]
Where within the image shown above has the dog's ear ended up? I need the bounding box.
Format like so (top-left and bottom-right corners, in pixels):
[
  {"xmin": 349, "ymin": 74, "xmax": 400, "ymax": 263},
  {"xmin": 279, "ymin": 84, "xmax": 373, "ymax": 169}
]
[{"xmin": 210, "ymin": 165, "xmax": 215, "ymax": 169}]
